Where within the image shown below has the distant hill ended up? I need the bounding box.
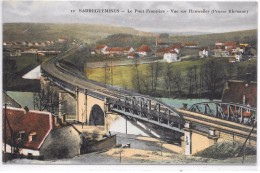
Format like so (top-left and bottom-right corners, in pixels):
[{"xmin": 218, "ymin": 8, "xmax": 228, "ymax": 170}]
[
  {"xmin": 3, "ymin": 23, "xmax": 154, "ymax": 44},
  {"xmin": 170, "ymin": 29, "xmax": 257, "ymax": 46},
  {"xmin": 3, "ymin": 23, "xmax": 257, "ymax": 47},
  {"xmin": 96, "ymin": 29, "xmax": 257, "ymax": 48}
]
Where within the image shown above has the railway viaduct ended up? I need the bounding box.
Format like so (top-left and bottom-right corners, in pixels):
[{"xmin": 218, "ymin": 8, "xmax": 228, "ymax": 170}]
[{"xmin": 41, "ymin": 47, "xmax": 257, "ymax": 156}]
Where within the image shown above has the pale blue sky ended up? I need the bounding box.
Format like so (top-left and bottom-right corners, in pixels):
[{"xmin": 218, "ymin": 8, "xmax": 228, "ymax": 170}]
[{"xmin": 2, "ymin": 1, "xmax": 258, "ymax": 33}]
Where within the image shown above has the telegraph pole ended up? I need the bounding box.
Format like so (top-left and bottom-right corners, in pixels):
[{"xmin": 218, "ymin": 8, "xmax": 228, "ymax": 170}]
[{"xmin": 4, "ymin": 103, "xmax": 7, "ymax": 162}]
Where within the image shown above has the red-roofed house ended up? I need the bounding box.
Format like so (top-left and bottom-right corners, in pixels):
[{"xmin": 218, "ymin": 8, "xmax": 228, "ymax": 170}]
[
  {"xmin": 222, "ymin": 80, "xmax": 256, "ymax": 107},
  {"xmin": 3, "ymin": 107, "xmax": 81, "ymax": 159},
  {"xmin": 156, "ymin": 46, "xmax": 180, "ymax": 58},
  {"xmin": 95, "ymin": 45, "xmax": 108, "ymax": 54},
  {"xmin": 224, "ymin": 41, "xmax": 237, "ymax": 50},
  {"xmin": 183, "ymin": 42, "xmax": 198, "ymax": 48},
  {"xmin": 136, "ymin": 45, "xmax": 151, "ymax": 57}
]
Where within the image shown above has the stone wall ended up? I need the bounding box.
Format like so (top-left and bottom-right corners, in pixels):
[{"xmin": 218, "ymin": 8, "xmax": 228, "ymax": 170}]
[
  {"xmin": 87, "ymin": 135, "xmax": 116, "ymax": 153},
  {"xmin": 40, "ymin": 126, "xmax": 81, "ymax": 160}
]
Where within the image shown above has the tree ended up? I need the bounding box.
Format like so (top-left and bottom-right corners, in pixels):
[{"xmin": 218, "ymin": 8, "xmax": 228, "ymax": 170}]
[
  {"xmin": 34, "ymin": 86, "xmax": 59, "ymax": 113},
  {"xmin": 132, "ymin": 58, "xmax": 141, "ymax": 92},
  {"xmin": 163, "ymin": 63, "xmax": 174, "ymax": 97},
  {"xmin": 202, "ymin": 60, "xmax": 225, "ymax": 100},
  {"xmin": 3, "ymin": 58, "xmax": 17, "ymax": 91},
  {"xmin": 172, "ymin": 69, "xmax": 183, "ymax": 98},
  {"xmin": 149, "ymin": 62, "xmax": 162, "ymax": 95}
]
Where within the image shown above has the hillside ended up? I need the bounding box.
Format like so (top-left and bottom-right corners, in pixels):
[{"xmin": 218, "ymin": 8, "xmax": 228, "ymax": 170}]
[
  {"xmin": 3, "ymin": 23, "xmax": 256, "ymax": 47},
  {"xmin": 170, "ymin": 29, "xmax": 257, "ymax": 46},
  {"xmin": 96, "ymin": 29, "xmax": 257, "ymax": 48},
  {"xmin": 3, "ymin": 23, "xmax": 154, "ymax": 44}
]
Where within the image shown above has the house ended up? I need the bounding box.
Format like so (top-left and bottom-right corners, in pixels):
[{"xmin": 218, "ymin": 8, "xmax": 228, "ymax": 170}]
[
  {"xmin": 122, "ymin": 47, "xmax": 134, "ymax": 55},
  {"xmin": 183, "ymin": 42, "xmax": 198, "ymax": 48},
  {"xmin": 2, "ymin": 107, "xmax": 81, "ymax": 160},
  {"xmin": 91, "ymin": 49, "xmax": 97, "ymax": 55},
  {"xmin": 28, "ymin": 42, "xmax": 34, "ymax": 47},
  {"xmin": 213, "ymin": 46, "xmax": 229, "ymax": 57},
  {"xmin": 136, "ymin": 45, "xmax": 151, "ymax": 57},
  {"xmin": 199, "ymin": 47, "xmax": 209, "ymax": 58},
  {"xmin": 224, "ymin": 41, "xmax": 237, "ymax": 50},
  {"xmin": 215, "ymin": 42, "xmax": 225, "ymax": 46},
  {"xmin": 58, "ymin": 37, "xmax": 67, "ymax": 43},
  {"xmin": 95, "ymin": 45, "xmax": 108, "ymax": 54},
  {"xmin": 156, "ymin": 45, "xmax": 181, "ymax": 57},
  {"xmin": 10, "ymin": 50, "xmax": 22, "ymax": 57},
  {"xmin": 40, "ymin": 42, "xmax": 46, "ymax": 47},
  {"xmin": 163, "ymin": 51, "xmax": 180, "ymax": 62},
  {"xmin": 231, "ymin": 47, "xmax": 244, "ymax": 54},
  {"xmin": 22, "ymin": 41, "xmax": 28, "ymax": 46},
  {"xmin": 127, "ymin": 52, "xmax": 139, "ymax": 59},
  {"xmin": 222, "ymin": 80, "xmax": 256, "ymax": 107},
  {"xmin": 240, "ymin": 43, "xmax": 249, "ymax": 47}
]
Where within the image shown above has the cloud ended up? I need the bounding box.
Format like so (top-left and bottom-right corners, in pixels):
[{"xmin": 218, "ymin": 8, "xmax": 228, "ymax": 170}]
[{"xmin": 2, "ymin": 1, "xmax": 257, "ymax": 33}]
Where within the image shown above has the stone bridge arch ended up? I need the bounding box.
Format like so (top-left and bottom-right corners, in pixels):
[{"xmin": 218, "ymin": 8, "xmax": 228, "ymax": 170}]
[
  {"xmin": 76, "ymin": 91, "xmax": 106, "ymax": 126},
  {"xmin": 89, "ymin": 105, "xmax": 105, "ymax": 126}
]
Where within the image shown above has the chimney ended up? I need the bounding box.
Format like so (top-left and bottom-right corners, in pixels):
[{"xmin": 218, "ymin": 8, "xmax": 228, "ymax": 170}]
[{"xmin": 24, "ymin": 106, "xmax": 29, "ymax": 113}]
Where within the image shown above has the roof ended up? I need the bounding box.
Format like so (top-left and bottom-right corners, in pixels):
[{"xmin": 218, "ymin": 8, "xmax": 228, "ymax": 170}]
[
  {"xmin": 136, "ymin": 45, "xmax": 151, "ymax": 52},
  {"xmin": 3, "ymin": 107, "xmax": 52, "ymax": 150},
  {"xmin": 184, "ymin": 42, "xmax": 197, "ymax": 46},
  {"xmin": 22, "ymin": 65, "xmax": 41, "ymax": 80},
  {"xmin": 225, "ymin": 41, "xmax": 237, "ymax": 47},
  {"xmin": 3, "ymin": 92, "xmax": 22, "ymax": 108},
  {"xmin": 222, "ymin": 80, "xmax": 256, "ymax": 107},
  {"xmin": 156, "ymin": 46, "xmax": 178, "ymax": 53},
  {"xmin": 95, "ymin": 45, "xmax": 107, "ymax": 49}
]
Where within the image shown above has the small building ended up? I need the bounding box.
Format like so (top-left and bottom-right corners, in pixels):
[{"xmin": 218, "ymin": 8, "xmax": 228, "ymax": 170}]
[
  {"xmin": 2, "ymin": 107, "xmax": 81, "ymax": 160},
  {"xmin": 136, "ymin": 45, "xmax": 151, "ymax": 57},
  {"xmin": 222, "ymin": 80, "xmax": 256, "ymax": 107},
  {"xmin": 156, "ymin": 46, "xmax": 180, "ymax": 58},
  {"xmin": 58, "ymin": 37, "xmax": 67, "ymax": 43},
  {"xmin": 183, "ymin": 42, "xmax": 198, "ymax": 48},
  {"xmin": 224, "ymin": 41, "xmax": 237, "ymax": 50},
  {"xmin": 122, "ymin": 47, "xmax": 134, "ymax": 55},
  {"xmin": 10, "ymin": 50, "xmax": 22, "ymax": 57},
  {"xmin": 95, "ymin": 45, "xmax": 108, "ymax": 54},
  {"xmin": 163, "ymin": 51, "xmax": 180, "ymax": 62},
  {"xmin": 199, "ymin": 48, "xmax": 209, "ymax": 58},
  {"xmin": 22, "ymin": 41, "xmax": 28, "ymax": 46},
  {"xmin": 127, "ymin": 52, "xmax": 139, "ymax": 59},
  {"xmin": 215, "ymin": 42, "xmax": 225, "ymax": 46}
]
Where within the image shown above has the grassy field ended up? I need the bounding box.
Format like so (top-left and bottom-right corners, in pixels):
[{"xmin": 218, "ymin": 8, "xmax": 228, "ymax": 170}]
[{"xmin": 86, "ymin": 57, "xmax": 256, "ymax": 98}]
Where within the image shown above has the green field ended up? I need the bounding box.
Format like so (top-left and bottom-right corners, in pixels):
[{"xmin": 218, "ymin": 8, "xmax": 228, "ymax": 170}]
[{"xmin": 86, "ymin": 57, "xmax": 256, "ymax": 99}]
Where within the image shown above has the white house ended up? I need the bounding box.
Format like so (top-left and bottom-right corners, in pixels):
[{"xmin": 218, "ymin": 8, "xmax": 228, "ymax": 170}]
[
  {"xmin": 199, "ymin": 48, "xmax": 209, "ymax": 58},
  {"xmin": 163, "ymin": 51, "xmax": 181, "ymax": 62},
  {"xmin": 235, "ymin": 54, "xmax": 243, "ymax": 62}
]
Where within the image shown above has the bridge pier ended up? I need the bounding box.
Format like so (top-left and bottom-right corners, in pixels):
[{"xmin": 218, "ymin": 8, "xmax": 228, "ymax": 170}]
[{"xmin": 182, "ymin": 121, "xmax": 218, "ymax": 155}]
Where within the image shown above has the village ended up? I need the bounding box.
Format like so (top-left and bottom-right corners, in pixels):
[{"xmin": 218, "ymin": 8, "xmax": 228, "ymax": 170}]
[
  {"xmin": 3, "ymin": 36, "xmax": 256, "ymax": 64},
  {"xmin": 2, "ymin": 30, "xmax": 257, "ymax": 164}
]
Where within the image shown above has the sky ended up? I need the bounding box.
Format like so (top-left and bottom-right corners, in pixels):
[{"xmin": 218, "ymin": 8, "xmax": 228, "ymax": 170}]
[{"xmin": 2, "ymin": 0, "xmax": 258, "ymax": 33}]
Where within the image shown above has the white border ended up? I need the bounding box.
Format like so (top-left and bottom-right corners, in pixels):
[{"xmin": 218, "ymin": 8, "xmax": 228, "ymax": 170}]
[{"xmin": 0, "ymin": 0, "xmax": 259, "ymax": 173}]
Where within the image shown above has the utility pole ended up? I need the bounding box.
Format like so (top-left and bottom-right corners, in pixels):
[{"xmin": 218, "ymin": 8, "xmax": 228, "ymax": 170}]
[
  {"xmin": 110, "ymin": 56, "xmax": 113, "ymax": 86},
  {"xmin": 4, "ymin": 103, "xmax": 7, "ymax": 163},
  {"xmin": 125, "ymin": 115, "xmax": 127, "ymax": 143}
]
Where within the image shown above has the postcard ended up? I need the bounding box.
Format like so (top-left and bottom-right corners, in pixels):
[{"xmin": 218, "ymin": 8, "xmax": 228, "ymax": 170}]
[{"xmin": 1, "ymin": 0, "xmax": 258, "ymax": 171}]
